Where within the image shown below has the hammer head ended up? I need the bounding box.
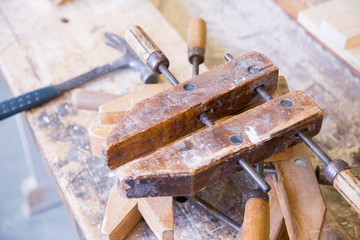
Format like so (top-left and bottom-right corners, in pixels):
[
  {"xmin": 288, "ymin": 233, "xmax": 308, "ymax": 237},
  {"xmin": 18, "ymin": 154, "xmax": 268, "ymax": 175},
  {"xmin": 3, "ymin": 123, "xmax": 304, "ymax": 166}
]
[{"xmin": 104, "ymin": 32, "xmax": 159, "ymax": 84}]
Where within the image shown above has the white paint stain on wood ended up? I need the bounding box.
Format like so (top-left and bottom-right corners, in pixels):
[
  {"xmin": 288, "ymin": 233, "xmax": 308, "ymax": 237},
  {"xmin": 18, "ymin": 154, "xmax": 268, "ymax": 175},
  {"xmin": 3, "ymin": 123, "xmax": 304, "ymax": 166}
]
[{"xmin": 245, "ymin": 126, "xmax": 270, "ymax": 144}]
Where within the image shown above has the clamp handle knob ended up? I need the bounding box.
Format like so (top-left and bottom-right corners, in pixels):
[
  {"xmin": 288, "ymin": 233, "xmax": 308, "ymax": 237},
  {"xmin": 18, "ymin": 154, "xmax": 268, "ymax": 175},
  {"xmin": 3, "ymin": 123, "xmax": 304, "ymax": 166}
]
[
  {"xmin": 187, "ymin": 18, "xmax": 206, "ymax": 64},
  {"xmin": 324, "ymin": 159, "xmax": 360, "ymax": 213},
  {"xmin": 125, "ymin": 25, "xmax": 169, "ymax": 74},
  {"xmin": 333, "ymin": 169, "xmax": 360, "ymax": 213},
  {"xmin": 242, "ymin": 189, "xmax": 270, "ymax": 240}
]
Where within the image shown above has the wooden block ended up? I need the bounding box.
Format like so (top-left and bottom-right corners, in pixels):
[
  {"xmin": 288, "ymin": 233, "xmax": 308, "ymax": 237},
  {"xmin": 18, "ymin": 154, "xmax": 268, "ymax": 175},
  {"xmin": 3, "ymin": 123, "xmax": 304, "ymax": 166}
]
[
  {"xmin": 116, "ymin": 91, "xmax": 323, "ymax": 198},
  {"xmin": 138, "ymin": 197, "xmax": 174, "ymax": 240},
  {"xmin": 99, "ymin": 83, "xmax": 170, "ymax": 125},
  {"xmin": 321, "ymin": 9, "xmax": 360, "ymax": 49},
  {"xmin": 102, "ymin": 185, "xmax": 142, "ymax": 240},
  {"xmin": 272, "ymin": 144, "xmax": 326, "ymax": 240},
  {"xmin": 89, "ymin": 125, "xmax": 116, "ymax": 157},
  {"xmin": 298, "ymin": 0, "xmax": 360, "ymax": 75},
  {"xmin": 103, "ymin": 52, "xmax": 279, "ymax": 170}
]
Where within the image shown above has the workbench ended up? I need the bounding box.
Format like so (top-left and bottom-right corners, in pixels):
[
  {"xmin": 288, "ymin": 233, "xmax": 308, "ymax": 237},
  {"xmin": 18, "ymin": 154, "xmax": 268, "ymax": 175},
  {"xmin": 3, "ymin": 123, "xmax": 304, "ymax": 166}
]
[{"xmin": 0, "ymin": 0, "xmax": 359, "ymax": 239}]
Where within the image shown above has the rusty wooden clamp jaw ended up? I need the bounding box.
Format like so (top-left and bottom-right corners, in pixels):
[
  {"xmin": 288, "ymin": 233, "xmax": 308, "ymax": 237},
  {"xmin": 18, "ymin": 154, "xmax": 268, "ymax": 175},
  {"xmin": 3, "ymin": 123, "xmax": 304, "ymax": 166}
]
[{"xmin": 101, "ymin": 26, "xmax": 324, "ymax": 199}]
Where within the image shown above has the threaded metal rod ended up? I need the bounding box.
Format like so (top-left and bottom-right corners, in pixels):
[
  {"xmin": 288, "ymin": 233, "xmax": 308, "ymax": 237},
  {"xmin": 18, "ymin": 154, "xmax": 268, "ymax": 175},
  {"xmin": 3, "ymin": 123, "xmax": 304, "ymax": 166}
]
[
  {"xmin": 238, "ymin": 159, "xmax": 271, "ymax": 192},
  {"xmin": 187, "ymin": 196, "xmax": 241, "ymax": 231},
  {"xmin": 297, "ymin": 131, "xmax": 332, "ymax": 165}
]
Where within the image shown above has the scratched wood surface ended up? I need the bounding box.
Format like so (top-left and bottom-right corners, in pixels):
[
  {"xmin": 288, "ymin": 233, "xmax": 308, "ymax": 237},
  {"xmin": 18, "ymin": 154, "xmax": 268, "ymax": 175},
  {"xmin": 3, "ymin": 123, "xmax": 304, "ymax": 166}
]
[
  {"xmin": 160, "ymin": 0, "xmax": 360, "ymax": 238},
  {"xmin": 104, "ymin": 52, "xmax": 278, "ymax": 169},
  {"xmin": 1, "ymin": 0, "xmax": 359, "ymax": 239},
  {"xmin": 116, "ymin": 91, "xmax": 324, "ymax": 198}
]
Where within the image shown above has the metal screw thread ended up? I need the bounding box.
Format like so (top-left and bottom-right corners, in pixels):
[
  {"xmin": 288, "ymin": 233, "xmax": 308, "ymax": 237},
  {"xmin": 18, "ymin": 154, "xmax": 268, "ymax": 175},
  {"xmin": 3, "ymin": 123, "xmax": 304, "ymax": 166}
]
[
  {"xmin": 187, "ymin": 196, "xmax": 241, "ymax": 231},
  {"xmin": 297, "ymin": 131, "xmax": 332, "ymax": 165},
  {"xmin": 238, "ymin": 159, "xmax": 271, "ymax": 192}
]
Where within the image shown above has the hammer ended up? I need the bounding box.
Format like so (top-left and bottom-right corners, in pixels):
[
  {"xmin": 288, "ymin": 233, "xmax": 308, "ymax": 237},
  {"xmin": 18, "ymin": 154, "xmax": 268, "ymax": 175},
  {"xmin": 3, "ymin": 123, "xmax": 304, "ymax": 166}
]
[{"xmin": 0, "ymin": 32, "xmax": 158, "ymax": 121}]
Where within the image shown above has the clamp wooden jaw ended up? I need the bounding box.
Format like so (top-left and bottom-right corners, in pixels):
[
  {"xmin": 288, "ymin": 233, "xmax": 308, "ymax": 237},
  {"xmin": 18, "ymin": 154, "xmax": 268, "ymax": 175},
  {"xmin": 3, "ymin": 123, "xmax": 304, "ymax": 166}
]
[{"xmin": 101, "ymin": 52, "xmax": 324, "ymax": 198}]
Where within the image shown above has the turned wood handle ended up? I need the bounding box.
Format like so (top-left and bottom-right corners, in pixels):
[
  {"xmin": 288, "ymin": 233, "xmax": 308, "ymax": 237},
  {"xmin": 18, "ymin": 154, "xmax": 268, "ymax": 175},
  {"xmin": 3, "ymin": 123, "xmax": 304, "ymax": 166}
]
[
  {"xmin": 242, "ymin": 195, "xmax": 270, "ymax": 240},
  {"xmin": 333, "ymin": 168, "xmax": 360, "ymax": 213},
  {"xmin": 71, "ymin": 89, "xmax": 120, "ymax": 111},
  {"xmin": 187, "ymin": 18, "xmax": 206, "ymax": 63},
  {"xmin": 125, "ymin": 25, "xmax": 169, "ymax": 73}
]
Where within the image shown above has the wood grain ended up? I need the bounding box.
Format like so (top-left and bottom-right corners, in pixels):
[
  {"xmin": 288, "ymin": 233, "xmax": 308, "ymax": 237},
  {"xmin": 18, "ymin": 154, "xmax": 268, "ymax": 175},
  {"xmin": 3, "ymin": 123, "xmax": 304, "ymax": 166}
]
[
  {"xmin": 236, "ymin": 176, "xmax": 285, "ymax": 240},
  {"xmin": 125, "ymin": 25, "xmax": 164, "ymax": 65},
  {"xmin": 333, "ymin": 168, "xmax": 360, "ymax": 213},
  {"xmin": 99, "ymin": 83, "xmax": 170, "ymax": 124},
  {"xmin": 103, "ymin": 52, "xmax": 279, "ymax": 169},
  {"xmin": 89, "ymin": 124, "xmax": 116, "ymax": 157},
  {"xmin": 267, "ymin": 176, "xmax": 285, "ymax": 240},
  {"xmin": 321, "ymin": 9, "xmax": 360, "ymax": 49},
  {"xmin": 102, "ymin": 186, "xmax": 142, "ymax": 240},
  {"xmin": 138, "ymin": 197, "xmax": 174, "ymax": 240},
  {"xmin": 1, "ymin": 0, "xmax": 357, "ymax": 238},
  {"xmin": 116, "ymin": 91, "xmax": 323, "ymax": 198},
  {"xmin": 72, "ymin": 89, "xmax": 120, "ymax": 111},
  {"xmin": 242, "ymin": 198, "xmax": 270, "ymax": 240},
  {"xmin": 273, "ymin": 145, "xmax": 326, "ymax": 240},
  {"xmin": 187, "ymin": 18, "xmax": 206, "ymax": 53},
  {"xmin": 298, "ymin": 0, "xmax": 360, "ymax": 76}
]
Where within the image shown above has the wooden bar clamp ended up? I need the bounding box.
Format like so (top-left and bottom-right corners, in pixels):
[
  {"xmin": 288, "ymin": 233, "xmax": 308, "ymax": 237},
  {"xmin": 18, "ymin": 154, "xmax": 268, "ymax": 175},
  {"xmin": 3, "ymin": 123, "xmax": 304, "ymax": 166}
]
[
  {"xmin": 116, "ymin": 91, "xmax": 323, "ymax": 198},
  {"xmin": 102, "ymin": 51, "xmax": 278, "ymax": 169}
]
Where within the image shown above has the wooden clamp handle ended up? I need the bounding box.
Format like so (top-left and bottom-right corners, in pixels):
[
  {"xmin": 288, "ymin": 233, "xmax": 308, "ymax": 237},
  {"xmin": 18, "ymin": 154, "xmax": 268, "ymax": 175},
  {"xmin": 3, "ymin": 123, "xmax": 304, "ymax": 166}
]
[
  {"xmin": 125, "ymin": 25, "xmax": 169, "ymax": 73},
  {"xmin": 242, "ymin": 189, "xmax": 270, "ymax": 240},
  {"xmin": 71, "ymin": 89, "xmax": 120, "ymax": 111},
  {"xmin": 333, "ymin": 169, "xmax": 360, "ymax": 213},
  {"xmin": 187, "ymin": 18, "xmax": 206, "ymax": 63},
  {"xmin": 324, "ymin": 159, "xmax": 360, "ymax": 213}
]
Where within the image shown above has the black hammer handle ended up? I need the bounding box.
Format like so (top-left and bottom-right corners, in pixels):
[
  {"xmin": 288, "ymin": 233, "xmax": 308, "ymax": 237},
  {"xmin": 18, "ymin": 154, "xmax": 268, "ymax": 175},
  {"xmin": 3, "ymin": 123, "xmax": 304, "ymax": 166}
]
[{"xmin": 0, "ymin": 86, "xmax": 60, "ymax": 120}]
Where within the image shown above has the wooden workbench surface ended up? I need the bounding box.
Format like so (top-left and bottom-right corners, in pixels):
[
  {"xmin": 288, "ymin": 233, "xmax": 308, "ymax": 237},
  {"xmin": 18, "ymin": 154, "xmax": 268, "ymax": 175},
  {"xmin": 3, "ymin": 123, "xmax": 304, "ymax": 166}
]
[{"xmin": 0, "ymin": 0, "xmax": 359, "ymax": 239}]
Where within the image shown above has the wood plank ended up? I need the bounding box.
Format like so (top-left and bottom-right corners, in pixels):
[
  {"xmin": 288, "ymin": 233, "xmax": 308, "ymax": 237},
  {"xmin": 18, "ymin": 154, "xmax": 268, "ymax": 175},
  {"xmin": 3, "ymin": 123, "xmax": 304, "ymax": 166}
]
[
  {"xmin": 102, "ymin": 186, "xmax": 142, "ymax": 240},
  {"xmin": 103, "ymin": 52, "xmax": 279, "ymax": 169},
  {"xmin": 116, "ymin": 91, "xmax": 323, "ymax": 198},
  {"xmin": 321, "ymin": 9, "xmax": 360, "ymax": 49},
  {"xmin": 138, "ymin": 197, "xmax": 174, "ymax": 240},
  {"xmin": 273, "ymin": 144, "xmax": 326, "ymax": 240},
  {"xmin": 298, "ymin": 0, "xmax": 360, "ymax": 75}
]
